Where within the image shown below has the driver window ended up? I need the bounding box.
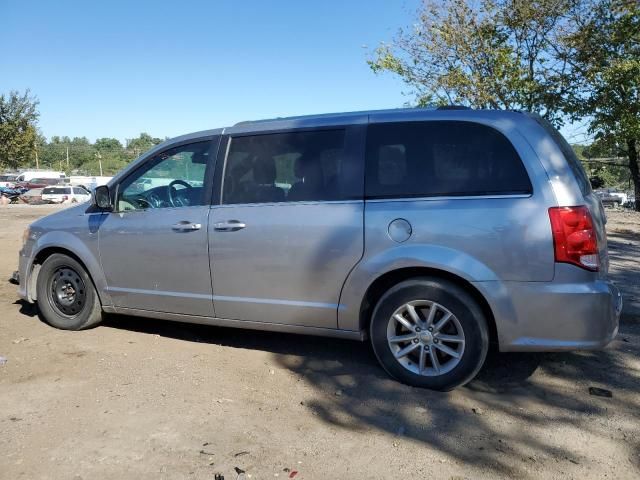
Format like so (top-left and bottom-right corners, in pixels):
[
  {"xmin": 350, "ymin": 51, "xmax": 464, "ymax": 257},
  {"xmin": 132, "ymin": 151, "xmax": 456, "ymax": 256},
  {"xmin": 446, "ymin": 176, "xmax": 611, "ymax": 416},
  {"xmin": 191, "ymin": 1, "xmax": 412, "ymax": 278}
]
[{"xmin": 117, "ymin": 141, "xmax": 211, "ymax": 211}]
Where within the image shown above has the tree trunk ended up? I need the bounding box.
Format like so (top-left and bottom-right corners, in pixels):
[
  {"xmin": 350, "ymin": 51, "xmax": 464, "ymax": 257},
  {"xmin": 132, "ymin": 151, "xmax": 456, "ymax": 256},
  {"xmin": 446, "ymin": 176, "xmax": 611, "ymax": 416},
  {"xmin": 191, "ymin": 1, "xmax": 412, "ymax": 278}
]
[{"xmin": 628, "ymin": 139, "xmax": 640, "ymax": 212}]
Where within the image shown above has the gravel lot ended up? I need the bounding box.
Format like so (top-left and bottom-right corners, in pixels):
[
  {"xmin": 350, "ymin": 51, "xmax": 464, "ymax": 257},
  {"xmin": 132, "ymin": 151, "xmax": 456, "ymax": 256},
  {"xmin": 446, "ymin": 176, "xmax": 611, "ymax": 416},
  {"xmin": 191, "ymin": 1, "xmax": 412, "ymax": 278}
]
[{"xmin": 1, "ymin": 204, "xmax": 639, "ymax": 480}]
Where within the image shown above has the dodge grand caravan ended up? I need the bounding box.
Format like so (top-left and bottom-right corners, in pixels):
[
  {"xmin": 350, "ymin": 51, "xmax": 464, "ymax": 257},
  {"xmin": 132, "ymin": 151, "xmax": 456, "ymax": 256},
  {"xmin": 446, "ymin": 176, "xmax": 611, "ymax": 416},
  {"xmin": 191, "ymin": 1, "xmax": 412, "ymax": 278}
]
[{"xmin": 16, "ymin": 108, "xmax": 622, "ymax": 390}]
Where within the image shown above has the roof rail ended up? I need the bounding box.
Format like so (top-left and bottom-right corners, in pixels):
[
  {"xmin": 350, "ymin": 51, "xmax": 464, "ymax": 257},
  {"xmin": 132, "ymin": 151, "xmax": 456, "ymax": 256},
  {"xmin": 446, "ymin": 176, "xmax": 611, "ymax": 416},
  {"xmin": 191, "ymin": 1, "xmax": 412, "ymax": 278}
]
[
  {"xmin": 232, "ymin": 107, "xmax": 442, "ymax": 127},
  {"xmin": 436, "ymin": 105, "xmax": 472, "ymax": 110}
]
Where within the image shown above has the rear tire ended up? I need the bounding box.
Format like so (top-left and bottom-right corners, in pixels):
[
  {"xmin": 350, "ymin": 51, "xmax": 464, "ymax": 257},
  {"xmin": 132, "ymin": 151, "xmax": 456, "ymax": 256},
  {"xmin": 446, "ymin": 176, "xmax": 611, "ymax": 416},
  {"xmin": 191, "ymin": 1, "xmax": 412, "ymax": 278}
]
[
  {"xmin": 35, "ymin": 253, "xmax": 103, "ymax": 330},
  {"xmin": 369, "ymin": 277, "xmax": 489, "ymax": 391}
]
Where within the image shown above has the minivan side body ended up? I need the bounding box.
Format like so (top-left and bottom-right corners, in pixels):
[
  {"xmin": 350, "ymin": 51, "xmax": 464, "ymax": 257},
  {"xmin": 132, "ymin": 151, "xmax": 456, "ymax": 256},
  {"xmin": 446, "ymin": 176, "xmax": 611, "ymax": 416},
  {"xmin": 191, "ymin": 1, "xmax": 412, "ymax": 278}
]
[{"xmin": 17, "ymin": 108, "xmax": 622, "ymax": 389}]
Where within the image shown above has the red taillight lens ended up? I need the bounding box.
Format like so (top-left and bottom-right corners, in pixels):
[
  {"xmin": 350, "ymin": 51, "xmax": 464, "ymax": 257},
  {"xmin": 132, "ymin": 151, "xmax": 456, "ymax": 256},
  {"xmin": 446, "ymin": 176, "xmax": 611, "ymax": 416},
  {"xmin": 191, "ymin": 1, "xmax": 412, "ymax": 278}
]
[
  {"xmin": 62, "ymin": 195, "xmax": 68, "ymax": 201},
  {"xmin": 548, "ymin": 206, "xmax": 599, "ymax": 271}
]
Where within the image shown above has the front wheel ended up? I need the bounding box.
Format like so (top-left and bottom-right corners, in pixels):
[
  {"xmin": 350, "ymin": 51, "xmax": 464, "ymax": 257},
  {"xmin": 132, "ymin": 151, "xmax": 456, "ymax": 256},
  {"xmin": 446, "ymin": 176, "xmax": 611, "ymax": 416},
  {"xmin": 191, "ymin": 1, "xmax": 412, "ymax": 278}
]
[
  {"xmin": 36, "ymin": 253, "xmax": 103, "ymax": 330},
  {"xmin": 370, "ymin": 277, "xmax": 489, "ymax": 391}
]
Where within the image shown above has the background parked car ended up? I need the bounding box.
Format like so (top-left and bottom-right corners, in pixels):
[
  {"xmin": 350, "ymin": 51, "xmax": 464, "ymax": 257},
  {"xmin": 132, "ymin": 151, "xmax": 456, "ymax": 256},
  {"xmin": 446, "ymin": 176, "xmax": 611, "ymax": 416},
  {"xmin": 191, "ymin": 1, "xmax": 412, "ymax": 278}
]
[
  {"xmin": 0, "ymin": 174, "xmax": 19, "ymax": 188},
  {"xmin": 41, "ymin": 186, "xmax": 92, "ymax": 204},
  {"xmin": 595, "ymin": 188, "xmax": 629, "ymax": 207},
  {"xmin": 16, "ymin": 177, "xmax": 64, "ymax": 190}
]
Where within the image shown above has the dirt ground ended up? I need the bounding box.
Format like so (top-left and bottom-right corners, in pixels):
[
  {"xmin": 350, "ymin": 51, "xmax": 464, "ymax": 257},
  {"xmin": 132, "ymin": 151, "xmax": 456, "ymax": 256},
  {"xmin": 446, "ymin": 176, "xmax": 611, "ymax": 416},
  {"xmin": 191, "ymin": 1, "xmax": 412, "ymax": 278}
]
[{"xmin": 1, "ymin": 204, "xmax": 639, "ymax": 480}]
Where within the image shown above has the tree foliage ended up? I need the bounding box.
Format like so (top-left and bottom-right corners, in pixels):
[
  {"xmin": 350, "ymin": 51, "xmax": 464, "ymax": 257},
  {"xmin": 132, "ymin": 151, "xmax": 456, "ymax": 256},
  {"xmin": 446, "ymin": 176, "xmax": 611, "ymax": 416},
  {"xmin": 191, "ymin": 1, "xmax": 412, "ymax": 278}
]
[
  {"xmin": 562, "ymin": 0, "xmax": 640, "ymax": 208},
  {"xmin": 0, "ymin": 90, "xmax": 39, "ymax": 170},
  {"xmin": 0, "ymin": 89, "xmax": 167, "ymax": 176},
  {"xmin": 35, "ymin": 133, "xmax": 164, "ymax": 176},
  {"xmin": 127, "ymin": 133, "xmax": 163, "ymax": 156},
  {"xmin": 369, "ymin": 0, "xmax": 573, "ymax": 124}
]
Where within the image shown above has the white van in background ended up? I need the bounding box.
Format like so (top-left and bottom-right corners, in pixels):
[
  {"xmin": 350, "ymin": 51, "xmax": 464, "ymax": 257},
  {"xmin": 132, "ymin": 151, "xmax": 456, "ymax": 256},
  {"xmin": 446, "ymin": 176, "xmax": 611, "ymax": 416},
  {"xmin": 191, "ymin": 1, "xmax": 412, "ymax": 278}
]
[{"xmin": 15, "ymin": 170, "xmax": 66, "ymax": 183}]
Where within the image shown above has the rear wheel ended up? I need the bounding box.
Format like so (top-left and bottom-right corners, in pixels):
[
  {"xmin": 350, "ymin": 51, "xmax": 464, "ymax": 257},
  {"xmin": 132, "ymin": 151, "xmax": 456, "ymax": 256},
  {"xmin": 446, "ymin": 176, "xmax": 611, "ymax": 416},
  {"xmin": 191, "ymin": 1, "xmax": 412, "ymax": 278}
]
[
  {"xmin": 370, "ymin": 277, "xmax": 489, "ymax": 391},
  {"xmin": 36, "ymin": 253, "xmax": 103, "ymax": 330}
]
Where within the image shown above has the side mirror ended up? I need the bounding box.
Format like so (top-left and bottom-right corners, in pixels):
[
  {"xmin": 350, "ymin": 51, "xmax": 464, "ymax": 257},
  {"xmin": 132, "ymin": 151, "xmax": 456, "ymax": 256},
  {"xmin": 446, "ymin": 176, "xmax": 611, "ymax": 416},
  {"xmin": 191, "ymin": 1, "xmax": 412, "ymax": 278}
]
[{"xmin": 93, "ymin": 185, "xmax": 113, "ymax": 211}]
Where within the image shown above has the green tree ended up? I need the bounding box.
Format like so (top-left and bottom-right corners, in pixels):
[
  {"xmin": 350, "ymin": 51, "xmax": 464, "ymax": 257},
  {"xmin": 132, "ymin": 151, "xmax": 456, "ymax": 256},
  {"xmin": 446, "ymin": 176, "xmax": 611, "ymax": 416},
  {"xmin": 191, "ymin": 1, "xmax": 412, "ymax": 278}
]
[
  {"xmin": 561, "ymin": 0, "xmax": 640, "ymax": 209},
  {"xmin": 94, "ymin": 137, "xmax": 123, "ymax": 152},
  {"xmin": 574, "ymin": 140, "xmax": 631, "ymax": 189},
  {"xmin": 368, "ymin": 0, "xmax": 573, "ymax": 125},
  {"xmin": 126, "ymin": 132, "xmax": 163, "ymax": 157},
  {"xmin": 0, "ymin": 90, "xmax": 39, "ymax": 170}
]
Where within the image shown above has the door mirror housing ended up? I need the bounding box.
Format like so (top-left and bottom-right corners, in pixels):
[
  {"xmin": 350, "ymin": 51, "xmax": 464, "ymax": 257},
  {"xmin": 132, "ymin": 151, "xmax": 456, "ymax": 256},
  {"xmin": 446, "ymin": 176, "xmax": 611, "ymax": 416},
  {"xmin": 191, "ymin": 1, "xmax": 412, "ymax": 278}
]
[{"xmin": 93, "ymin": 185, "xmax": 113, "ymax": 211}]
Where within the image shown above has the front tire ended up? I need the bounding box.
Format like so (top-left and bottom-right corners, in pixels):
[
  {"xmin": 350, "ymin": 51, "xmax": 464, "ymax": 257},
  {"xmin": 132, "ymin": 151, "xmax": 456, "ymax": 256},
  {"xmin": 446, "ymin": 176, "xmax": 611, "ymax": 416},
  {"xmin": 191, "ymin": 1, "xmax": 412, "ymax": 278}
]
[
  {"xmin": 36, "ymin": 253, "xmax": 103, "ymax": 330},
  {"xmin": 370, "ymin": 277, "xmax": 489, "ymax": 391}
]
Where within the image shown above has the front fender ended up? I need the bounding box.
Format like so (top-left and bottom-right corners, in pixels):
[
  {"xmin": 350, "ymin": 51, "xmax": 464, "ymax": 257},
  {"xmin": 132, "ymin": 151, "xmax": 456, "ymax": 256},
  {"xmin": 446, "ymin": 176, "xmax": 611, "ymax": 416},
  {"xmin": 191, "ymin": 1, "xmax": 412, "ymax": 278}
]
[
  {"xmin": 337, "ymin": 244, "xmax": 498, "ymax": 331},
  {"xmin": 27, "ymin": 229, "xmax": 112, "ymax": 307}
]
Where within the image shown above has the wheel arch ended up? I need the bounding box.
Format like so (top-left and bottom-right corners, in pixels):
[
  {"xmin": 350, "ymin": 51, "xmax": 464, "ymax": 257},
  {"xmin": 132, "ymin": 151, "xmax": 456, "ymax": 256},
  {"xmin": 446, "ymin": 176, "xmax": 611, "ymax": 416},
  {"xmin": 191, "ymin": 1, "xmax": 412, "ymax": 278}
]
[
  {"xmin": 28, "ymin": 244, "xmax": 109, "ymax": 307},
  {"xmin": 358, "ymin": 267, "xmax": 499, "ymax": 349}
]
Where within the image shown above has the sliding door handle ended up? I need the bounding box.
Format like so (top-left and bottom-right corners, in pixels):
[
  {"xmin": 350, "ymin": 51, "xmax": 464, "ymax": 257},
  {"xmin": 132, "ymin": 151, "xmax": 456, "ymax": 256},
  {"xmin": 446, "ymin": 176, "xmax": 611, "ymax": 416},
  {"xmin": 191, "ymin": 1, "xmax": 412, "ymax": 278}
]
[
  {"xmin": 213, "ymin": 220, "xmax": 246, "ymax": 232},
  {"xmin": 171, "ymin": 221, "xmax": 202, "ymax": 232}
]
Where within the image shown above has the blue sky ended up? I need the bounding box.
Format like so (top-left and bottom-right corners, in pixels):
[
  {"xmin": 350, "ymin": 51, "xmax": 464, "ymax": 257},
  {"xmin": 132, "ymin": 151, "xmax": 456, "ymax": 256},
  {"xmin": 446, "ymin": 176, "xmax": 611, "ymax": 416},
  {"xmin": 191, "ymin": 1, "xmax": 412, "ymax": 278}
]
[
  {"xmin": 2, "ymin": 0, "xmax": 586, "ymax": 143},
  {"xmin": 1, "ymin": 0, "xmax": 419, "ymax": 142}
]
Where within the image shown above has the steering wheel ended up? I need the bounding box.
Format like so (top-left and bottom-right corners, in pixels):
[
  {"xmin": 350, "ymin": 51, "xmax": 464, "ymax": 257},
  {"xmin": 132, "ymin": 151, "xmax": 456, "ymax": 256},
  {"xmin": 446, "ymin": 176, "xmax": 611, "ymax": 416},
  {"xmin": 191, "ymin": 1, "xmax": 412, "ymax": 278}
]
[{"xmin": 167, "ymin": 179, "xmax": 193, "ymax": 207}]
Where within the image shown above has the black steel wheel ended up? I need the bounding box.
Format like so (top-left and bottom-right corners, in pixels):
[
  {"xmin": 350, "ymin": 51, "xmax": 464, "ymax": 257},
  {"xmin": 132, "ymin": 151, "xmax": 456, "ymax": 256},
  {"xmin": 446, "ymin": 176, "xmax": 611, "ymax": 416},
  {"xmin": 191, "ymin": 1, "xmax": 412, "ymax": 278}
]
[{"xmin": 36, "ymin": 253, "xmax": 103, "ymax": 330}]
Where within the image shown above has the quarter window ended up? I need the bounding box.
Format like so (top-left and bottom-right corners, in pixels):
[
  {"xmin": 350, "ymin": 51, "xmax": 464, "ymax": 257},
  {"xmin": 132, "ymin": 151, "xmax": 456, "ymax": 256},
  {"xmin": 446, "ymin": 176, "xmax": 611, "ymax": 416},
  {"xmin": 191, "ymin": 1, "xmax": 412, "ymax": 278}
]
[
  {"xmin": 366, "ymin": 121, "xmax": 532, "ymax": 198},
  {"xmin": 531, "ymin": 115, "xmax": 591, "ymax": 196},
  {"xmin": 222, "ymin": 129, "xmax": 350, "ymax": 204}
]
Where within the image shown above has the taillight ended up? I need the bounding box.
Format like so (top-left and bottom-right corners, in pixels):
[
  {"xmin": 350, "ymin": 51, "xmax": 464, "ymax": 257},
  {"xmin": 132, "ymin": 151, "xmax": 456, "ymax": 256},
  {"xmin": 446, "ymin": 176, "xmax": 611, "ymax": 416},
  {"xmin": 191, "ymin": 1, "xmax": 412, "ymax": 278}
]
[
  {"xmin": 548, "ymin": 206, "xmax": 599, "ymax": 271},
  {"xmin": 62, "ymin": 195, "xmax": 68, "ymax": 201}
]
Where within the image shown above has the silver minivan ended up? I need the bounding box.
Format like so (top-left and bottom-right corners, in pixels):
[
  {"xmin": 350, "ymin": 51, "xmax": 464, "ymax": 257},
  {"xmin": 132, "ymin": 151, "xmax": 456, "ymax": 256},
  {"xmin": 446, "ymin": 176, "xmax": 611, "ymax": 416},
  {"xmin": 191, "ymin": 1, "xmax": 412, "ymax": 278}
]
[{"xmin": 16, "ymin": 108, "xmax": 622, "ymax": 390}]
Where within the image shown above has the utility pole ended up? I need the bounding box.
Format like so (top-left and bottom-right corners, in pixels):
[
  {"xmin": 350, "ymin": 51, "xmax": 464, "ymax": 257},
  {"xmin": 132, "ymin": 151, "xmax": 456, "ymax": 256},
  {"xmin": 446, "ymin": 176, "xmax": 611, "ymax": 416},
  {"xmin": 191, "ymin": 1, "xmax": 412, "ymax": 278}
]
[
  {"xmin": 35, "ymin": 149, "xmax": 39, "ymax": 169},
  {"xmin": 66, "ymin": 146, "xmax": 70, "ymax": 169},
  {"xmin": 95, "ymin": 152, "xmax": 103, "ymax": 176}
]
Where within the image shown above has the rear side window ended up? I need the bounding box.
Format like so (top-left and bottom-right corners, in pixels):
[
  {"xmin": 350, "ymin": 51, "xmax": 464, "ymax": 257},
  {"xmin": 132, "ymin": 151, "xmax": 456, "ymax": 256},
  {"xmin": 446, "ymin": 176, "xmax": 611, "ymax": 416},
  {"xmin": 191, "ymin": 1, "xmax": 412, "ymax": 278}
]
[
  {"xmin": 531, "ymin": 116, "xmax": 591, "ymax": 196},
  {"xmin": 366, "ymin": 121, "xmax": 532, "ymax": 198},
  {"xmin": 222, "ymin": 129, "xmax": 352, "ymax": 204},
  {"xmin": 43, "ymin": 187, "xmax": 71, "ymax": 194}
]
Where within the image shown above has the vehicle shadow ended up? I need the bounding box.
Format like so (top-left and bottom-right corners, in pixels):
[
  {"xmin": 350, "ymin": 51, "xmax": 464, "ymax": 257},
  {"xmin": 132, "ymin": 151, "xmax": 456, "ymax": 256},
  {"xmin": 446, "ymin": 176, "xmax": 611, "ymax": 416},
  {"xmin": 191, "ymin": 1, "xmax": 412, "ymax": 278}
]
[
  {"xmin": 14, "ymin": 299, "xmax": 38, "ymax": 317},
  {"xmin": 102, "ymin": 313, "xmax": 640, "ymax": 476}
]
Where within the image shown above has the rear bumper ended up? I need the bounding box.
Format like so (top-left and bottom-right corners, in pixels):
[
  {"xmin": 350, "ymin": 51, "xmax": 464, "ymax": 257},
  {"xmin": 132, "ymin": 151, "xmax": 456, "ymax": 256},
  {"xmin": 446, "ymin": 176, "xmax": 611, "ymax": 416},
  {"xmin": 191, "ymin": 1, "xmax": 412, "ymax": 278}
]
[{"xmin": 476, "ymin": 277, "xmax": 622, "ymax": 352}]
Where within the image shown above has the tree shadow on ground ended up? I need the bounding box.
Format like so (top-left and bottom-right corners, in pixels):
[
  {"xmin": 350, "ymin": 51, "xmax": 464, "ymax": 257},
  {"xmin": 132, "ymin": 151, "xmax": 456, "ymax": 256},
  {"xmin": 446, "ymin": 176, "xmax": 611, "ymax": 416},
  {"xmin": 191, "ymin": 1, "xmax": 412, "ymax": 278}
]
[{"xmin": 102, "ymin": 313, "xmax": 640, "ymax": 477}]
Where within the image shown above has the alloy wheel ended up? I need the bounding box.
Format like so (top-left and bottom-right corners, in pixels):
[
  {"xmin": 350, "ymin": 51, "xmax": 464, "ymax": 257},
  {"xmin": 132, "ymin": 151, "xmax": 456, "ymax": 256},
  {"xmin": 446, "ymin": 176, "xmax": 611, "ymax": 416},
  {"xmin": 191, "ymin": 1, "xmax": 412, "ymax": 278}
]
[{"xmin": 386, "ymin": 300, "xmax": 465, "ymax": 376}]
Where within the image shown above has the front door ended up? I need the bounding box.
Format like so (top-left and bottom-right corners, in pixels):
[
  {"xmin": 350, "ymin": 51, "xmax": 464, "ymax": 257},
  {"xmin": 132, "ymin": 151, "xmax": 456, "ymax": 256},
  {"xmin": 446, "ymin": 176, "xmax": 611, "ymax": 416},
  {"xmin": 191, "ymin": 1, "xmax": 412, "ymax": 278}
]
[
  {"xmin": 99, "ymin": 138, "xmax": 218, "ymax": 316},
  {"xmin": 209, "ymin": 127, "xmax": 365, "ymax": 328}
]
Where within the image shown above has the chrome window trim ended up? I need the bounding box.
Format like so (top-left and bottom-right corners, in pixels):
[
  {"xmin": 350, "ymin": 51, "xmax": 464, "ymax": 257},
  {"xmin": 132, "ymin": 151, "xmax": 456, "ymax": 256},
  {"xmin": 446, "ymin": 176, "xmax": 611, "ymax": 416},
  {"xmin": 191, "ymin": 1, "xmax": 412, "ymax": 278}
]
[
  {"xmin": 211, "ymin": 199, "xmax": 363, "ymax": 209},
  {"xmin": 365, "ymin": 193, "xmax": 533, "ymax": 203}
]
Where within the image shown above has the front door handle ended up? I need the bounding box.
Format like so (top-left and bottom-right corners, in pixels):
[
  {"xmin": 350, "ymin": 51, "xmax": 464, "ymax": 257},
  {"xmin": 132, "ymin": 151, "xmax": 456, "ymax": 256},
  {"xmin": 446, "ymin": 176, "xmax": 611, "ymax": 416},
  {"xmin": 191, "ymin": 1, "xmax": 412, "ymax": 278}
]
[
  {"xmin": 171, "ymin": 221, "xmax": 202, "ymax": 232},
  {"xmin": 213, "ymin": 220, "xmax": 246, "ymax": 232}
]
